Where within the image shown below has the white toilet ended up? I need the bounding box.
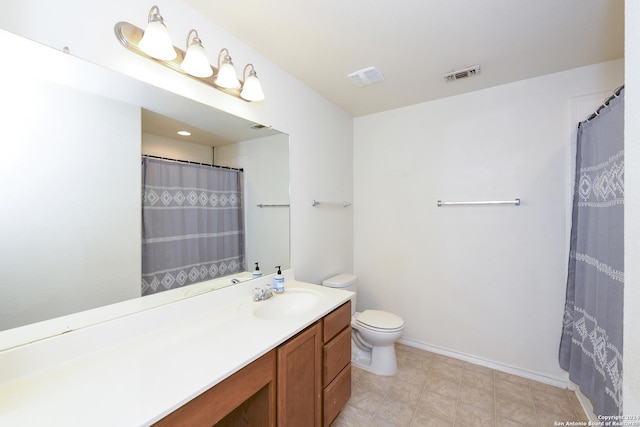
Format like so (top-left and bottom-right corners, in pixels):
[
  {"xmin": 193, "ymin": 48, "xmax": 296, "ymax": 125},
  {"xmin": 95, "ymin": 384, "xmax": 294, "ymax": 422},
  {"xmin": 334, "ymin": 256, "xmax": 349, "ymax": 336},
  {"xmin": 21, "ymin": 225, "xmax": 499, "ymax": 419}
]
[{"xmin": 322, "ymin": 273, "xmax": 404, "ymax": 376}]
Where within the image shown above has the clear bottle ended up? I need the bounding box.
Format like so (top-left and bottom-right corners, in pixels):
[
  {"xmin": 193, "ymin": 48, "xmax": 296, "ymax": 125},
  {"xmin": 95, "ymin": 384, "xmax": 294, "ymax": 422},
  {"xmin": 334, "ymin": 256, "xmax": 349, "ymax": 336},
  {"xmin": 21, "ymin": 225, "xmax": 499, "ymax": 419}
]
[
  {"xmin": 252, "ymin": 262, "xmax": 263, "ymax": 278},
  {"xmin": 273, "ymin": 266, "xmax": 284, "ymax": 293}
]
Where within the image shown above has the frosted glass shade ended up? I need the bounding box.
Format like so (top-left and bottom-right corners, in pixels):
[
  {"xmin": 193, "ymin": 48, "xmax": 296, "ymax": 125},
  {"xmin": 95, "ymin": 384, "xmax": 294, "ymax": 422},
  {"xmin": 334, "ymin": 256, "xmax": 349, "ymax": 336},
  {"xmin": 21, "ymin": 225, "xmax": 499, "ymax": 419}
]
[
  {"xmin": 241, "ymin": 73, "xmax": 265, "ymax": 101},
  {"xmin": 181, "ymin": 43, "xmax": 213, "ymax": 78},
  {"xmin": 215, "ymin": 61, "xmax": 241, "ymax": 89},
  {"xmin": 139, "ymin": 21, "xmax": 176, "ymax": 60}
]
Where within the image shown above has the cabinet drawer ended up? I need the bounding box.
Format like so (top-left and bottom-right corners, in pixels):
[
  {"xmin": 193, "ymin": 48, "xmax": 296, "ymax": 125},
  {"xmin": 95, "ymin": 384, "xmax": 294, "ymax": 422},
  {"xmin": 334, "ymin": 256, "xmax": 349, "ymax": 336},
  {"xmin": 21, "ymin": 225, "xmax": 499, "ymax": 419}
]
[
  {"xmin": 323, "ymin": 326, "xmax": 351, "ymax": 386},
  {"xmin": 323, "ymin": 301, "xmax": 351, "ymax": 343},
  {"xmin": 323, "ymin": 364, "xmax": 351, "ymax": 427}
]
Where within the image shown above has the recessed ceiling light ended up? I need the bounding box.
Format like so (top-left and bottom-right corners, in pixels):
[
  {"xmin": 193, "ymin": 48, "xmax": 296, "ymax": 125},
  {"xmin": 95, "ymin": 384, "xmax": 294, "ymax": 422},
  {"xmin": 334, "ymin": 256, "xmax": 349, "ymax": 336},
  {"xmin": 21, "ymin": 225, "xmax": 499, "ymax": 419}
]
[{"xmin": 177, "ymin": 130, "xmax": 191, "ymax": 136}]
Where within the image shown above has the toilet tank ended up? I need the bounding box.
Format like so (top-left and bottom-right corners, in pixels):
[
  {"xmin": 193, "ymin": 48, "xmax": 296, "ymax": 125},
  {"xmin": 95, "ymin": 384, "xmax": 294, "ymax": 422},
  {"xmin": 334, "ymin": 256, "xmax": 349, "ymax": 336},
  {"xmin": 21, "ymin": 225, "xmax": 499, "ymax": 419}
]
[{"xmin": 322, "ymin": 273, "xmax": 358, "ymax": 314}]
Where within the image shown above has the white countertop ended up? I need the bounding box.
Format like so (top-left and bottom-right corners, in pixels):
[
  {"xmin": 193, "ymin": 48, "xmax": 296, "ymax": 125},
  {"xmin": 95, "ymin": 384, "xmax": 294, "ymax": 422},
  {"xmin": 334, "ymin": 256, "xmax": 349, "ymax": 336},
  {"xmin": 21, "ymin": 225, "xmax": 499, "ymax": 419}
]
[{"xmin": 0, "ymin": 275, "xmax": 352, "ymax": 426}]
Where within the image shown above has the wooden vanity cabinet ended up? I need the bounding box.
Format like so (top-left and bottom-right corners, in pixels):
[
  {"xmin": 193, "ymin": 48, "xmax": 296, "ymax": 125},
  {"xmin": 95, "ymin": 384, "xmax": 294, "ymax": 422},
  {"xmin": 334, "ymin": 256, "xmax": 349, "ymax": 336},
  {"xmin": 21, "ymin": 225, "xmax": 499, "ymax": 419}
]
[
  {"xmin": 155, "ymin": 300, "xmax": 351, "ymax": 427},
  {"xmin": 154, "ymin": 349, "xmax": 276, "ymax": 427},
  {"xmin": 322, "ymin": 301, "xmax": 352, "ymax": 427},
  {"xmin": 276, "ymin": 321, "xmax": 322, "ymax": 427}
]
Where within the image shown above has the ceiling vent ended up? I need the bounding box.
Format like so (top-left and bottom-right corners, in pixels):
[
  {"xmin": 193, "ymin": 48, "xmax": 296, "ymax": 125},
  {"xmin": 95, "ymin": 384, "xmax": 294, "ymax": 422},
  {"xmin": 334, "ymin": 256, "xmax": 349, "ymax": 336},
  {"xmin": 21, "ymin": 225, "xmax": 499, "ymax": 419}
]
[
  {"xmin": 348, "ymin": 66, "xmax": 385, "ymax": 87},
  {"xmin": 250, "ymin": 123, "xmax": 271, "ymax": 130},
  {"xmin": 443, "ymin": 65, "xmax": 481, "ymax": 82}
]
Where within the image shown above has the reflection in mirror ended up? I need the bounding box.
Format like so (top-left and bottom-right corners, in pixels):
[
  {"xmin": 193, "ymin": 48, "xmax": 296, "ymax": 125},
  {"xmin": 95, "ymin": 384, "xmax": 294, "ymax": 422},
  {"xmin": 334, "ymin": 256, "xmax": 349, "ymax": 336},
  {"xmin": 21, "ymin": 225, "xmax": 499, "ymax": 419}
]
[
  {"xmin": 141, "ymin": 111, "xmax": 290, "ymax": 295},
  {"xmin": 0, "ymin": 29, "xmax": 289, "ymax": 345}
]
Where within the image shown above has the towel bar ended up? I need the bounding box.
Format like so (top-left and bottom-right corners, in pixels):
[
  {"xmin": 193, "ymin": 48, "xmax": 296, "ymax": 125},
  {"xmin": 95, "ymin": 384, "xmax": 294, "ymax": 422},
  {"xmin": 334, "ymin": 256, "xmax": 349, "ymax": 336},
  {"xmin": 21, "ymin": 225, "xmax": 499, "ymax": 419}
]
[
  {"xmin": 311, "ymin": 199, "xmax": 351, "ymax": 207},
  {"xmin": 437, "ymin": 199, "xmax": 521, "ymax": 207}
]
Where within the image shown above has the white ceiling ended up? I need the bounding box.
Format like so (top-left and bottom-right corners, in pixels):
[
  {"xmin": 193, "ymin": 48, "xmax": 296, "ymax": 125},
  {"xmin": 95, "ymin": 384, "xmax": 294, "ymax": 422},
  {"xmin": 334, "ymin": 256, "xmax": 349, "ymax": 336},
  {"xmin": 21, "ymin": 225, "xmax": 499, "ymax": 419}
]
[
  {"xmin": 183, "ymin": 0, "xmax": 624, "ymax": 117},
  {"xmin": 141, "ymin": 108, "xmax": 281, "ymax": 147}
]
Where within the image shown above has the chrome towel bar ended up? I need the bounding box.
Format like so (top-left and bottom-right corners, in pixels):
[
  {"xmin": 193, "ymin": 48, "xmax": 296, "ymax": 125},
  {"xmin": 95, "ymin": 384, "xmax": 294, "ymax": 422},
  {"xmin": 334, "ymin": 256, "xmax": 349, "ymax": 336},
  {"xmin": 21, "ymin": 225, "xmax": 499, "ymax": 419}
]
[
  {"xmin": 437, "ymin": 198, "xmax": 521, "ymax": 207},
  {"xmin": 257, "ymin": 203, "xmax": 290, "ymax": 208},
  {"xmin": 312, "ymin": 200, "xmax": 352, "ymax": 207}
]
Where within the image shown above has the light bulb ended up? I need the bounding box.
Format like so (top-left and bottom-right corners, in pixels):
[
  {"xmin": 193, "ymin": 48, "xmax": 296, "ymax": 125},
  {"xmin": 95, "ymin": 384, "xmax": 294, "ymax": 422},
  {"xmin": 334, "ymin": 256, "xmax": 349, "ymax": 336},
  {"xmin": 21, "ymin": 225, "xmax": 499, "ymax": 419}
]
[
  {"xmin": 241, "ymin": 66, "xmax": 265, "ymax": 101},
  {"xmin": 138, "ymin": 7, "xmax": 176, "ymax": 60},
  {"xmin": 214, "ymin": 50, "xmax": 241, "ymax": 89},
  {"xmin": 181, "ymin": 31, "xmax": 212, "ymax": 77}
]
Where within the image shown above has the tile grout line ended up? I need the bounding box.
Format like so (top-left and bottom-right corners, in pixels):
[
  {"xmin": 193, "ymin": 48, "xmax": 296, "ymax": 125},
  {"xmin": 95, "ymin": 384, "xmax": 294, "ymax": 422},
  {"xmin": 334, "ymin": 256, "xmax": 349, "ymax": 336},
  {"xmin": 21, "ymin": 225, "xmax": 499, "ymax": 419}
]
[
  {"xmin": 370, "ymin": 368, "xmax": 395, "ymax": 424},
  {"xmin": 530, "ymin": 379, "xmax": 542, "ymax": 427},
  {"xmin": 491, "ymin": 371, "xmax": 498, "ymax": 427},
  {"xmin": 452, "ymin": 364, "xmax": 464, "ymax": 427},
  {"xmin": 410, "ymin": 360, "xmax": 432, "ymax": 426}
]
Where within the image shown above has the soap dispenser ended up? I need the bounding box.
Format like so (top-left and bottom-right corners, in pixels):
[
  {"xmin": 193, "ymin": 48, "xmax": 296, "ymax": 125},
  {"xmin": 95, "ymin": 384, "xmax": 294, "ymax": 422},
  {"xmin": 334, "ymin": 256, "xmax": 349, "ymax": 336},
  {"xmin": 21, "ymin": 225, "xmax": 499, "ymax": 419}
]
[
  {"xmin": 273, "ymin": 266, "xmax": 284, "ymax": 293},
  {"xmin": 252, "ymin": 262, "xmax": 263, "ymax": 278}
]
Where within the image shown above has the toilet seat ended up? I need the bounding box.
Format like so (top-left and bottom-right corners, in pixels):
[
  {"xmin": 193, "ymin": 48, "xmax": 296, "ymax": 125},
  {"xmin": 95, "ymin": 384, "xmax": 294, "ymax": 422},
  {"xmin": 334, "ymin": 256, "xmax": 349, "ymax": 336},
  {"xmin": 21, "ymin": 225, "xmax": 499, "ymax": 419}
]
[{"xmin": 355, "ymin": 310, "xmax": 404, "ymax": 333}]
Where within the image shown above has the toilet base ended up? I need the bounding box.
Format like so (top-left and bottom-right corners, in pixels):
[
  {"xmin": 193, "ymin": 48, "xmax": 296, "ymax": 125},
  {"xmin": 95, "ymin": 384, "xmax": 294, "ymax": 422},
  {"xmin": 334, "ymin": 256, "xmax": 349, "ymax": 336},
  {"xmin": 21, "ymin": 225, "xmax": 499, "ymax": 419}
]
[{"xmin": 351, "ymin": 339, "xmax": 398, "ymax": 376}]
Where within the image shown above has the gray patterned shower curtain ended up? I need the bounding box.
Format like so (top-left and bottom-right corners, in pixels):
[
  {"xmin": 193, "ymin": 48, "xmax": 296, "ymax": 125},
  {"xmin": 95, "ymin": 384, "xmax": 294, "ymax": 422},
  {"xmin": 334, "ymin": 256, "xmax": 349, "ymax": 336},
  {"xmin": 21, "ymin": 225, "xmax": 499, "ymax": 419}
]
[
  {"xmin": 560, "ymin": 87, "xmax": 624, "ymax": 417},
  {"xmin": 141, "ymin": 157, "xmax": 245, "ymax": 296}
]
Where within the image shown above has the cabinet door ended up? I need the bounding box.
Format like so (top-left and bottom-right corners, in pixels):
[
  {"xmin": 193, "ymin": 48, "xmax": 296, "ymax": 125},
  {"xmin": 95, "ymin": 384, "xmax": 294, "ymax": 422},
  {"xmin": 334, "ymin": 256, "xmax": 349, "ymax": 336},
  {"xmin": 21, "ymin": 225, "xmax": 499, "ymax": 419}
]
[{"xmin": 277, "ymin": 322, "xmax": 322, "ymax": 427}]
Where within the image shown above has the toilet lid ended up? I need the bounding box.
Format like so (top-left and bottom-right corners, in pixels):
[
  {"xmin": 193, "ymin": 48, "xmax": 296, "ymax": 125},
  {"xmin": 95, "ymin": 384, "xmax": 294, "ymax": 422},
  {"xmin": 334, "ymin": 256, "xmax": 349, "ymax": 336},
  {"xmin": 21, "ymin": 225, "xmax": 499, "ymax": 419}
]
[{"xmin": 356, "ymin": 310, "xmax": 404, "ymax": 330}]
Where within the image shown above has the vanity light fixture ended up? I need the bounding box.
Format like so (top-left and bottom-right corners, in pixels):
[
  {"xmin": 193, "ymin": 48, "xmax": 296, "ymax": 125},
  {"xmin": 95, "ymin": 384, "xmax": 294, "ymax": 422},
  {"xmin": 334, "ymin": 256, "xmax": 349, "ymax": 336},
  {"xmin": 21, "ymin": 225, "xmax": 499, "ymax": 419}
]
[
  {"xmin": 241, "ymin": 64, "xmax": 265, "ymax": 102},
  {"xmin": 114, "ymin": 5, "xmax": 265, "ymax": 102},
  {"xmin": 181, "ymin": 30, "xmax": 213, "ymax": 78},
  {"xmin": 138, "ymin": 6, "xmax": 176, "ymax": 60},
  {"xmin": 177, "ymin": 130, "xmax": 191, "ymax": 136},
  {"xmin": 214, "ymin": 48, "xmax": 241, "ymax": 89}
]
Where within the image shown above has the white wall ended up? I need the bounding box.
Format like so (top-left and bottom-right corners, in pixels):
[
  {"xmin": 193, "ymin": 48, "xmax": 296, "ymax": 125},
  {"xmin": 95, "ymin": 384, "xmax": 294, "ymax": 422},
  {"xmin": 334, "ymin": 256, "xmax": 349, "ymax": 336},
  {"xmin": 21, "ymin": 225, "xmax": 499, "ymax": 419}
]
[
  {"xmin": 216, "ymin": 135, "xmax": 290, "ymax": 273},
  {"xmin": 354, "ymin": 60, "xmax": 624, "ymax": 383},
  {"xmin": 0, "ymin": 0, "xmax": 353, "ymax": 287},
  {"xmin": 625, "ymin": 1, "xmax": 640, "ymax": 417},
  {"xmin": 0, "ymin": 66, "xmax": 141, "ymax": 330}
]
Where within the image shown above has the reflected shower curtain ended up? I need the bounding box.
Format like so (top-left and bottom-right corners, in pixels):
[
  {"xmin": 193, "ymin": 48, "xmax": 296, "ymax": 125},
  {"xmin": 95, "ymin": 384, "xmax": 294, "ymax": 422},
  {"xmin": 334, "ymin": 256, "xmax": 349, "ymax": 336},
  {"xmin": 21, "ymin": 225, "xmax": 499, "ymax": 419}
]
[
  {"xmin": 560, "ymin": 87, "xmax": 624, "ymax": 416},
  {"xmin": 141, "ymin": 157, "xmax": 245, "ymax": 296}
]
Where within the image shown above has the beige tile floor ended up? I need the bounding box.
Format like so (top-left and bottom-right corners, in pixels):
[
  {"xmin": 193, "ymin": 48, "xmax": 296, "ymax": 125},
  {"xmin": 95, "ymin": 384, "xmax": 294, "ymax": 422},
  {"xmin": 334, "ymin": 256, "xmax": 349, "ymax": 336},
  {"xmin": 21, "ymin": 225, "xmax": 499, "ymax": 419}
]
[{"xmin": 332, "ymin": 344, "xmax": 589, "ymax": 427}]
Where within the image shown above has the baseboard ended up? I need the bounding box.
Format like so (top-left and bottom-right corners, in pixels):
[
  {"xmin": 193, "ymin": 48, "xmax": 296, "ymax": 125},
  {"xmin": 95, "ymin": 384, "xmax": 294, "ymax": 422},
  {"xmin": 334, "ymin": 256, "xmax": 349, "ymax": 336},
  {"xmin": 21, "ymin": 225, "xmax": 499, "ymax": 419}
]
[{"xmin": 398, "ymin": 337, "xmax": 569, "ymax": 389}]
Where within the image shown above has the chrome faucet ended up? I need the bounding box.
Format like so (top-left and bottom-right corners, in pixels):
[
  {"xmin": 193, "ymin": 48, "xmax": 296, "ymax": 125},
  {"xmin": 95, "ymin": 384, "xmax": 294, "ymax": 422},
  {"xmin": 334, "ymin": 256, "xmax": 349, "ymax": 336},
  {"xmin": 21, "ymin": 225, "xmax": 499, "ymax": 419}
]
[{"xmin": 253, "ymin": 285, "xmax": 276, "ymax": 301}]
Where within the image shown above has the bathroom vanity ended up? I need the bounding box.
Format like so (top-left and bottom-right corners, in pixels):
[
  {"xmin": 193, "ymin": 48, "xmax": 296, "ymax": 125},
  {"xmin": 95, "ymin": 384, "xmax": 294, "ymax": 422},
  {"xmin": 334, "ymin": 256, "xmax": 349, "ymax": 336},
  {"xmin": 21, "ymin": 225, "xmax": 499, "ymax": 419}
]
[
  {"xmin": 155, "ymin": 300, "xmax": 351, "ymax": 427},
  {"xmin": 0, "ymin": 273, "xmax": 353, "ymax": 426}
]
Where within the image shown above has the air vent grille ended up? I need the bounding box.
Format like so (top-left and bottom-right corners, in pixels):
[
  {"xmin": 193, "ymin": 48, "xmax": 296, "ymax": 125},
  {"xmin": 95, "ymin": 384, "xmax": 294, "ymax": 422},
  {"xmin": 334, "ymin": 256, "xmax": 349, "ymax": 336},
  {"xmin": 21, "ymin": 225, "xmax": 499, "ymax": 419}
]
[
  {"xmin": 443, "ymin": 65, "xmax": 481, "ymax": 82},
  {"xmin": 250, "ymin": 123, "xmax": 271, "ymax": 130},
  {"xmin": 348, "ymin": 66, "xmax": 385, "ymax": 87}
]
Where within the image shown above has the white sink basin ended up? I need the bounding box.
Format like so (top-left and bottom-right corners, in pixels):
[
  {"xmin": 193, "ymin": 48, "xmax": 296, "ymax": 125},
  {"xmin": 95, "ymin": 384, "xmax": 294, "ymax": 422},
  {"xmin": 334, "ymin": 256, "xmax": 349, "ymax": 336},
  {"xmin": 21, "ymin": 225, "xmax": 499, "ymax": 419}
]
[{"xmin": 251, "ymin": 288, "xmax": 325, "ymax": 320}]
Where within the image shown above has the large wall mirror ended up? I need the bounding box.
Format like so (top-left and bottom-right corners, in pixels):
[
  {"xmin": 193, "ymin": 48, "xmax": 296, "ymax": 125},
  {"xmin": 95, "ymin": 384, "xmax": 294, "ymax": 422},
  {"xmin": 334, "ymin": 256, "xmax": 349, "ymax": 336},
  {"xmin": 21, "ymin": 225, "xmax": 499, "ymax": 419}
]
[{"xmin": 0, "ymin": 30, "xmax": 289, "ymax": 347}]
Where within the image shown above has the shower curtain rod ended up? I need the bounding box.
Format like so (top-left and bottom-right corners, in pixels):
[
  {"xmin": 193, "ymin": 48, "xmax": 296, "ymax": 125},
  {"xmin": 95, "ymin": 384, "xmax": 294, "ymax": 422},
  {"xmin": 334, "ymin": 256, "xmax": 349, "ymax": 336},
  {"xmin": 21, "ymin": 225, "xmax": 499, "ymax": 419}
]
[
  {"xmin": 579, "ymin": 85, "xmax": 625, "ymax": 128},
  {"xmin": 142, "ymin": 154, "xmax": 243, "ymax": 172}
]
